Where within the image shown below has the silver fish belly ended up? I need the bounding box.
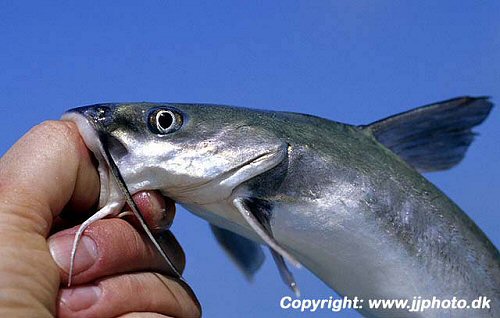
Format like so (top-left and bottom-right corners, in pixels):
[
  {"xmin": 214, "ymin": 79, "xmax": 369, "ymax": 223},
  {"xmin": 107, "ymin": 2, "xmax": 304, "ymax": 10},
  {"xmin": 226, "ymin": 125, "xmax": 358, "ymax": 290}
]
[{"xmin": 62, "ymin": 97, "xmax": 499, "ymax": 318}]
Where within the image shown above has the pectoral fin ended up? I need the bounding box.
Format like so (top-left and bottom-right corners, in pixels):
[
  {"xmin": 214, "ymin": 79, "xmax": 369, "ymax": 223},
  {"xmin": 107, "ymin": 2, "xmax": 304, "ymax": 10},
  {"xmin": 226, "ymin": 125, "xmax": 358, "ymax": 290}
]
[
  {"xmin": 270, "ymin": 249, "xmax": 300, "ymax": 296},
  {"xmin": 210, "ymin": 224, "xmax": 265, "ymax": 280},
  {"xmin": 233, "ymin": 197, "xmax": 299, "ymax": 267},
  {"xmin": 233, "ymin": 197, "xmax": 301, "ymax": 294}
]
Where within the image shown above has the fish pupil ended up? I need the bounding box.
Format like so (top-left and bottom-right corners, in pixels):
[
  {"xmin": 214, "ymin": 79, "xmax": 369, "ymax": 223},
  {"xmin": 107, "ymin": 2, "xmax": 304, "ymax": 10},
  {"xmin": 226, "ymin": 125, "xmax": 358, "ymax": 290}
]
[{"xmin": 157, "ymin": 111, "xmax": 174, "ymax": 131}]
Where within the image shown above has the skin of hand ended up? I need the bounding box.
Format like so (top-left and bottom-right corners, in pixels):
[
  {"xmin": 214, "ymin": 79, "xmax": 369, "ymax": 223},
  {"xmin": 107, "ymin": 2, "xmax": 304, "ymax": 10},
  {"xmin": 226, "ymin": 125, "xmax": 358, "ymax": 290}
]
[{"xmin": 0, "ymin": 121, "xmax": 201, "ymax": 318}]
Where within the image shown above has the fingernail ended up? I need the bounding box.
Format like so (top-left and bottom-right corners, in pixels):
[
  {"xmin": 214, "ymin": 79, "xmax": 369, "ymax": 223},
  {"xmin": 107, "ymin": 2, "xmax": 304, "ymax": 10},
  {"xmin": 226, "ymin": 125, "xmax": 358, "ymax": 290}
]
[
  {"xmin": 60, "ymin": 285, "xmax": 101, "ymax": 312},
  {"xmin": 49, "ymin": 234, "xmax": 98, "ymax": 274}
]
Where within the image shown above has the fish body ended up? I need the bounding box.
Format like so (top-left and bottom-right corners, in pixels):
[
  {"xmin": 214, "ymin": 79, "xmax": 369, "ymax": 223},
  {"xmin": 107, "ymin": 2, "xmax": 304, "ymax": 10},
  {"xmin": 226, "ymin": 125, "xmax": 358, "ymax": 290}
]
[{"xmin": 63, "ymin": 97, "xmax": 499, "ymax": 317}]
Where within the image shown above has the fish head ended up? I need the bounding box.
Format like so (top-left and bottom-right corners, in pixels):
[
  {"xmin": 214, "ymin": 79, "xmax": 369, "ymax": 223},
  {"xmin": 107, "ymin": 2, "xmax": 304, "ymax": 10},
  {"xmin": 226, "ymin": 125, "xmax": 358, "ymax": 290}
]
[{"xmin": 62, "ymin": 103, "xmax": 288, "ymax": 208}]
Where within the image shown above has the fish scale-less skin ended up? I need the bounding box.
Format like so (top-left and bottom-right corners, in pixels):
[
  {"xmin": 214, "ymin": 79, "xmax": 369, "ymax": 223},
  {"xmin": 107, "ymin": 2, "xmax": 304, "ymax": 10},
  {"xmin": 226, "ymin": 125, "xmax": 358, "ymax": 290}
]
[
  {"xmin": 263, "ymin": 121, "xmax": 498, "ymax": 317},
  {"xmin": 237, "ymin": 111, "xmax": 499, "ymax": 313},
  {"xmin": 64, "ymin": 100, "xmax": 499, "ymax": 318}
]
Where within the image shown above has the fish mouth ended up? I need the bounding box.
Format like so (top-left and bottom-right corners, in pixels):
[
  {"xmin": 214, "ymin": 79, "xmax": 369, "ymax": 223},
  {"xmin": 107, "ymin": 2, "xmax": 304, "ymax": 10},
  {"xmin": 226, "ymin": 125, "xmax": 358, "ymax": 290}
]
[{"xmin": 61, "ymin": 111, "xmax": 117, "ymax": 208}]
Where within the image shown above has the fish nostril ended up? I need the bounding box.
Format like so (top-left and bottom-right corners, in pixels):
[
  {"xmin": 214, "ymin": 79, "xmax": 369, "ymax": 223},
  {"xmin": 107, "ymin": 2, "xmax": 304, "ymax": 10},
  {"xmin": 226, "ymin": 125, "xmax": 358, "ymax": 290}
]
[
  {"xmin": 64, "ymin": 105, "xmax": 117, "ymax": 128},
  {"xmin": 84, "ymin": 106, "xmax": 110, "ymax": 122},
  {"xmin": 95, "ymin": 107, "xmax": 108, "ymax": 120}
]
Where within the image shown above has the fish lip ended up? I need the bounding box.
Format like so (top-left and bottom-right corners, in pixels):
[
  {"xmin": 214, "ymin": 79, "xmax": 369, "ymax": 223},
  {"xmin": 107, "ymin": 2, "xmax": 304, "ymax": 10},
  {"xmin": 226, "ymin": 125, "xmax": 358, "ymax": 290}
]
[{"xmin": 61, "ymin": 111, "xmax": 113, "ymax": 208}]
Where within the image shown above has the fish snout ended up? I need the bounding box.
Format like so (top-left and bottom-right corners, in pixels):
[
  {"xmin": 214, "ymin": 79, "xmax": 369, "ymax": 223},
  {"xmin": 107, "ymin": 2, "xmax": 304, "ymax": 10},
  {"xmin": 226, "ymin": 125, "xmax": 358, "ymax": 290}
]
[
  {"xmin": 64, "ymin": 104, "xmax": 116, "ymax": 126},
  {"xmin": 63, "ymin": 104, "xmax": 129, "ymax": 161}
]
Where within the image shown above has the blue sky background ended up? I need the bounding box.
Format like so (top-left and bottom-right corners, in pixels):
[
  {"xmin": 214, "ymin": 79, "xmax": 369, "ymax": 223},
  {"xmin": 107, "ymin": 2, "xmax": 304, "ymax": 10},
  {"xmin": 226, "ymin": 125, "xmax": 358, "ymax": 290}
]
[{"xmin": 1, "ymin": 2, "xmax": 498, "ymax": 317}]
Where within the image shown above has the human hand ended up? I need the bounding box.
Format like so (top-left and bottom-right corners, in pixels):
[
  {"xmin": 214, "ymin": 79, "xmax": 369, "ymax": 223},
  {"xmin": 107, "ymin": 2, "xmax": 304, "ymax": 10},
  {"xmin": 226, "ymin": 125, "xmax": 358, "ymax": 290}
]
[{"xmin": 0, "ymin": 121, "xmax": 201, "ymax": 318}]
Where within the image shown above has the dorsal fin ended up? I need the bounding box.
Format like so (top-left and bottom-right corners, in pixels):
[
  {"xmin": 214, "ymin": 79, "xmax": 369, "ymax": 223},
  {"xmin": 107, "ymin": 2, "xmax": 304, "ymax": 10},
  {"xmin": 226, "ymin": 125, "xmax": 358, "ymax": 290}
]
[{"xmin": 361, "ymin": 96, "xmax": 494, "ymax": 172}]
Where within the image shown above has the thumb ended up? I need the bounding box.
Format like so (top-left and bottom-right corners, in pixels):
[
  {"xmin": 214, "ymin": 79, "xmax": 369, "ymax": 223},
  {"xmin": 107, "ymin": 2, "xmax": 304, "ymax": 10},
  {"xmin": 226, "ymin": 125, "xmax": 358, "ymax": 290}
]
[{"xmin": 0, "ymin": 120, "xmax": 100, "ymax": 317}]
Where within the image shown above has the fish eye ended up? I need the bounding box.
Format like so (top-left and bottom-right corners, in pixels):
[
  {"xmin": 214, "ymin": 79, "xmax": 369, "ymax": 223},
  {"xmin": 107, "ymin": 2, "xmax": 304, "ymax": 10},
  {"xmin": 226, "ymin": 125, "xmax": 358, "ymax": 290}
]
[{"xmin": 148, "ymin": 108, "xmax": 183, "ymax": 134}]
